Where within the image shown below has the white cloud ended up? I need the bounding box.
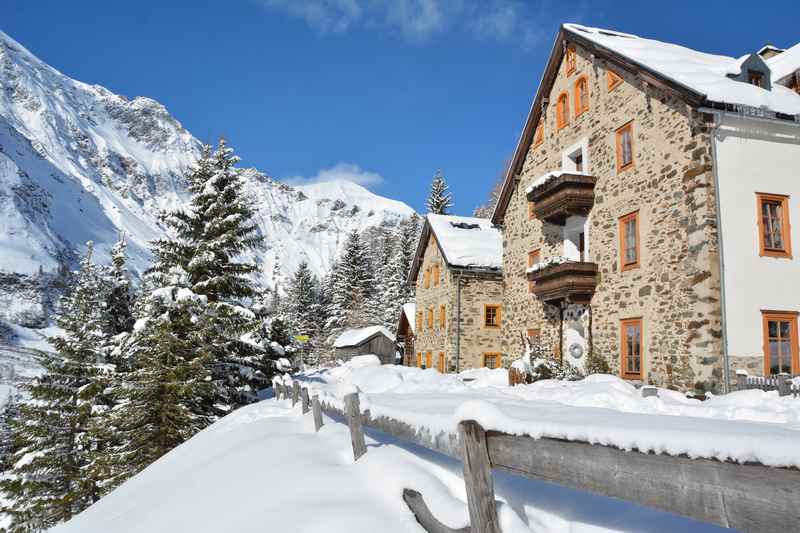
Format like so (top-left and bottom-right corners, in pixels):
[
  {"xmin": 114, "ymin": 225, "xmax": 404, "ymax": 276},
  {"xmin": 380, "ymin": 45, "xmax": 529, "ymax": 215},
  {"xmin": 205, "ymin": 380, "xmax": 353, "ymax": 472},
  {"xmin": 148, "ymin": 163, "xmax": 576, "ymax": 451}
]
[
  {"xmin": 260, "ymin": 0, "xmax": 545, "ymax": 45},
  {"xmin": 285, "ymin": 162, "xmax": 385, "ymax": 187}
]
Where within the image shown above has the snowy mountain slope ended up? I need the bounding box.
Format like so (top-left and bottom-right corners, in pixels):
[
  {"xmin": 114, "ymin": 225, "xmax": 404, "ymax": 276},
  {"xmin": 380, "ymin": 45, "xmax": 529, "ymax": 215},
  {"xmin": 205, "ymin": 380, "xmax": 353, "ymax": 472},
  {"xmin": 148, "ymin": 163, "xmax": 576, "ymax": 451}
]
[{"xmin": 0, "ymin": 29, "xmax": 414, "ymax": 325}]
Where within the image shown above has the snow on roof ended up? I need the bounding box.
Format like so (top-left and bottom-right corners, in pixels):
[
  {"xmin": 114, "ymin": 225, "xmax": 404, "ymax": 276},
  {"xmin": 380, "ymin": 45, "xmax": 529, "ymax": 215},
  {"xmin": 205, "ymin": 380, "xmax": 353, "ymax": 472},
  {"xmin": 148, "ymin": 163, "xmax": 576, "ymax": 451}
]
[
  {"xmin": 427, "ymin": 214, "xmax": 502, "ymax": 270},
  {"xmin": 564, "ymin": 24, "xmax": 800, "ymax": 116},
  {"xmin": 524, "ymin": 170, "xmax": 592, "ymax": 195},
  {"xmin": 334, "ymin": 326, "xmax": 395, "ymax": 348},
  {"xmin": 767, "ymin": 42, "xmax": 800, "ymax": 83},
  {"xmin": 401, "ymin": 303, "xmax": 416, "ymax": 333}
]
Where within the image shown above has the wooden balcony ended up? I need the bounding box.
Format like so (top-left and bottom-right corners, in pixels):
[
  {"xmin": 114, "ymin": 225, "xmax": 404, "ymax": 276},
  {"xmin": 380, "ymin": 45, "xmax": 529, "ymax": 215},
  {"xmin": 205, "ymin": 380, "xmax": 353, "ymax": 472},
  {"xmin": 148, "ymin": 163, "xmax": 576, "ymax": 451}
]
[
  {"xmin": 527, "ymin": 261, "xmax": 598, "ymax": 305},
  {"xmin": 527, "ymin": 173, "xmax": 597, "ymax": 225}
]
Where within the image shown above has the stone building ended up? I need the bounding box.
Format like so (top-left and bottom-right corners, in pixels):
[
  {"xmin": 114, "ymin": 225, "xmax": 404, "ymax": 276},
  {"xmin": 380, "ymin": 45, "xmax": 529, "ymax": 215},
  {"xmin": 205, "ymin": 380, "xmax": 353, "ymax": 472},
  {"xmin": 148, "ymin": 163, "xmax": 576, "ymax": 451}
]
[
  {"xmin": 491, "ymin": 24, "xmax": 800, "ymax": 393},
  {"xmin": 396, "ymin": 302, "xmax": 416, "ymax": 366},
  {"xmin": 407, "ymin": 214, "xmax": 503, "ymax": 372}
]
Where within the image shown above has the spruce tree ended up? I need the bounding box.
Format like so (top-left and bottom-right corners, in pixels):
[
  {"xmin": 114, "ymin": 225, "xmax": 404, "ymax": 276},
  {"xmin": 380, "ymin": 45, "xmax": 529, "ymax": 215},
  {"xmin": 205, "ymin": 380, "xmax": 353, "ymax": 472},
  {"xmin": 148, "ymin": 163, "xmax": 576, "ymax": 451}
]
[
  {"xmin": 288, "ymin": 261, "xmax": 316, "ymax": 337},
  {"xmin": 1, "ymin": 243, "xmax": 111, "ymax": 530},
  {"xmin": 105, "ymin": 235, "xmax": 135, "ymax": 336},
  {"xmin": 426, "ymin": 170, "xmax": 453, "ymax": 214},
  {"xmin": 326, "ymin": 229, "xmax": 374, "ymax": 335}
]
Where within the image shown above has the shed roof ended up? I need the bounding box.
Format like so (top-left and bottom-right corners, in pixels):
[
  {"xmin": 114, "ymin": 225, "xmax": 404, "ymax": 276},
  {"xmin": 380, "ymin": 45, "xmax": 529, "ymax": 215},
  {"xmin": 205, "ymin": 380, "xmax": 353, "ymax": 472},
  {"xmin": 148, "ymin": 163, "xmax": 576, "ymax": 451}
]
[{"xmin": 333, "ymin": 326, "xmax": 395, "ymax": 348}]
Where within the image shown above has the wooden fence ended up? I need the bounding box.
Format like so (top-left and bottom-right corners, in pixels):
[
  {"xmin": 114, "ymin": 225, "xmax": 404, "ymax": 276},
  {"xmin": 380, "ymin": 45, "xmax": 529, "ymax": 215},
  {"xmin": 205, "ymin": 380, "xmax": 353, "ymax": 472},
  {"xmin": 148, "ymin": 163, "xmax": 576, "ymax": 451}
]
[
  {"xmin": 736, "ymin": 373, "xmax": 798, "ymax": 397},
  {"xmin": 273, "ymin": 380, "xmax": 800, "ymax": 533}
]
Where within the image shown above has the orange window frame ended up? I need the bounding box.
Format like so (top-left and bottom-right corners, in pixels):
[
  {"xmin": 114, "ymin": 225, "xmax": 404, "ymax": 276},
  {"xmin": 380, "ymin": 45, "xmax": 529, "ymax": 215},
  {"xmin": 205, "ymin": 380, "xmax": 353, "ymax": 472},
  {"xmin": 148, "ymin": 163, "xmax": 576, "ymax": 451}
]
[
  {"xmin": 556, "ymin": 92, "xmax": 569, "ymax": 130},
  {"xmin": 416, "ymin": 312, "xmax": 422, "ymax": 331},
  {"xmin": 437, "ymin": 352, "xmax": 446, "ymax": 373},
  {"xmin": 439, "ymin": 304, "xmax": 446, "ymax": 329},
  {"xmin": 425, "ymin": 351, "xmax": 432, "ymax": 369},
  {"xmin": 615, "ymin": 121, "xmax": 634, "ymax": 172},
  {"xmin": 620, "ymin": 318, "xmax": 643, "ymax": 379},
  {"xmin": 416, "ymin": 352, "xmax": 422, "ymax": 367},
  {"xmin": 528, "ymin": 200, "xmax": 536, "ymax": 220},
  {"xmin": 533, "ymin": 123, "xmax": 544, "ymax": 148},
  {"xmin": 528, "ymin": 249, "xmax": 541, "ymax": 268},
  {"xmin": 482, "ymin": 352, "xmax": 502, "ymax": 369},
  {"xmin": 607, "ymin": 69, "xmax": 622, "ymax": 91},
  {"xmin": 619, "ymin": 210, "xmax": 640, "ymax": 271},
  {"xmin": 574, "ymin": 75, "xmax": 589, "ymax": 117},
  {"xmin": 423, "ymin": 268, "xmax": 430, "ymax": 289},
  {"xmin": 756, "ymin": 193, "xmax": 792, "ymax": 259},
  {"xmin": 433, "ymin": 264, "xmax": 440, "ymax": 286},
  {"xmin": 565, "ymin": 46, "xmax": 576, "ymax": 75},
  {"xmin": 483, "ymin": 304, "xmax": 501, "ymax": 329},
  {"xmin": 761, "ymin": 311, "xmax": 799, "ymax": 375},
  {"xmin": 427, "ymin": 307, "xmax": 434, "ymax": 330}
]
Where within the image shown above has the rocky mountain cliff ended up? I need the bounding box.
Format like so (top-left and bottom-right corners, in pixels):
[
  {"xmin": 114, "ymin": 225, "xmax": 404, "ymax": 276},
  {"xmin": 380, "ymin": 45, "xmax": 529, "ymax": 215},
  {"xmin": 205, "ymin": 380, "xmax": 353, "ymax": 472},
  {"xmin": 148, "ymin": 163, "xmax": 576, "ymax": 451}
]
[{"xmin": 0, "ymin": 30, "xmax": 414, "ymax": 327}]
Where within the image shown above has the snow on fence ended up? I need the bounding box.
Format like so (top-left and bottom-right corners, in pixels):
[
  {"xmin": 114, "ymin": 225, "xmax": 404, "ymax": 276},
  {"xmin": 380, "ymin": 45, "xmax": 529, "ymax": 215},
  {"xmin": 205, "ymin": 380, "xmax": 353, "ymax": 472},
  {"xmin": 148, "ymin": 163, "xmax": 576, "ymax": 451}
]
[
  {"xmin": 272, "ymin": 379, "xmax": 800, "ymax": 533},
  {"xmin": 736, "ymin": 372, "xmax": 799, "ymax": 397}
]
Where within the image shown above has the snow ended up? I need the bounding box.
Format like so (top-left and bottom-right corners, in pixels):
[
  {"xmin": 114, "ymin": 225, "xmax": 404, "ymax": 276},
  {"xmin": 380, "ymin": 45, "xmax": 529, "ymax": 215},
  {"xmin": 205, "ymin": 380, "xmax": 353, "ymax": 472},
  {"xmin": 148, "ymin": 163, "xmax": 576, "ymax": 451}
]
[
  {"xmin": 53, "ymin": 392, "xmax": 730, "ymax": 533},
  {"xmin": 767, "ymin": 42, "xmax": 800, "ymax": 83},
  {"xmin": 301, "ymin": 358, "xmax": 800, "ymax": 468},
  {"xmin": 564, "ymin": 24, "xmax": 800, "ymax": 116},
  {"xmin": 524, "ymin": 170, "xmax": 592, "ymax": 195},
  {"xmin": 401, "ymin": 302, "xmax": 416, "ymax": 333},
  {"xmin": 333, "ymin": 325, "xmax": 395, "ymax": 348},
  {"xmin": 426, "ymin": 214, "xmax": 502, "ymax": 270},
  {"xmin": 525, "ymin": 255, "xmax": 569, "ymax": 274}
]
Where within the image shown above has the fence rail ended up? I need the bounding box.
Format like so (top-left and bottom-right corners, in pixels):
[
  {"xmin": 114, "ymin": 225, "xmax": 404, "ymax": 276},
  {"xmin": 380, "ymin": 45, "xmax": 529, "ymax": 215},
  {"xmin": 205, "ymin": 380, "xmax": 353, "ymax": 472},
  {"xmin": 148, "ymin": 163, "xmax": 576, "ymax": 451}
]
[
  {"xmin": 273, "ymin": 379, "xmax": 800, "ymax": 533},
  {"xmin": 736, "ymin": 372, "xmax": 798, "ymax": 397}
]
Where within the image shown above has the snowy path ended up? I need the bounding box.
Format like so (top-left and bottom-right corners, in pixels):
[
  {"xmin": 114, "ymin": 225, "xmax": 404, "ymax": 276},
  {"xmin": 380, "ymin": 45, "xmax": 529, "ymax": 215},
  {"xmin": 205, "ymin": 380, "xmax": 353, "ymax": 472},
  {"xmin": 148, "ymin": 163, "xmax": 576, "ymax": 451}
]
[{"xmin": 54, "ymin": 398, "xmax": 727, "ymax": 532}]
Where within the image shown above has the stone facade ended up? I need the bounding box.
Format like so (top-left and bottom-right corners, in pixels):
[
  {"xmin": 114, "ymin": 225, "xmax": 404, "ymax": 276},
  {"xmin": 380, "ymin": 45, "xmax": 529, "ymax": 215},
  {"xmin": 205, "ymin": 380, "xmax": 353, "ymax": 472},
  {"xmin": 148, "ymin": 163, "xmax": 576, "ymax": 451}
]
[
  {"xmin": 412, "ymin": 235, "xmax": 504, "ymax": 372},
  {"xmin": 500, "ymin": 42, "xmax": 725, "ymax": 392}
]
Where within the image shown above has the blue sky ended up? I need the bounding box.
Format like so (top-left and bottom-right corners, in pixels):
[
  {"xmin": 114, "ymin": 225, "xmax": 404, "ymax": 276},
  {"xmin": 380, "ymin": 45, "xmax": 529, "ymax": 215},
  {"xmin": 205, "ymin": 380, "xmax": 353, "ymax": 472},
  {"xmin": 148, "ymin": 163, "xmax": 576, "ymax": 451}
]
[{"xmin": 4, "ymin": 0, "xmax": 800, "ymax": 213}]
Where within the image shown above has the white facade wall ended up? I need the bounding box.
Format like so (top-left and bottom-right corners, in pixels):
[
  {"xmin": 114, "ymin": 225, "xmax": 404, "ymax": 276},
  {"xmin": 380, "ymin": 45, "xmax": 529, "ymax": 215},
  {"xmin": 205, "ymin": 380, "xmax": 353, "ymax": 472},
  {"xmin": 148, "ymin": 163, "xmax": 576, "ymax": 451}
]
[{"xmin": 714, "ymin": 114, "xmax": 800, "ymax": 362}]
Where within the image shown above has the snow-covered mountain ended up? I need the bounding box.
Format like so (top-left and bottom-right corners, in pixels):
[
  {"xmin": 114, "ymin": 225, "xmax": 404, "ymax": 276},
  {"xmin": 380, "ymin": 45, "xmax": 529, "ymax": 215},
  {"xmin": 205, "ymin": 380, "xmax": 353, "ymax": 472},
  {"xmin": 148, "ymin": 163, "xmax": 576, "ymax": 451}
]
[{"xmin": 0, "ymin": 29, "xmax": 414, "ymax": 326}]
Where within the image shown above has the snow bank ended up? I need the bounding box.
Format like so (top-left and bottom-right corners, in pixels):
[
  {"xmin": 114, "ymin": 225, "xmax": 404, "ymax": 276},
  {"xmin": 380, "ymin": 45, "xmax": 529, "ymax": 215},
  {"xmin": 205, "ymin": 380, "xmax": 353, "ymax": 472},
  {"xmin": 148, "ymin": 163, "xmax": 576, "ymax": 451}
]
[
  {"xmin": 54, "ymin": 395, "xmax": 729, "ymax": 533},
  {"xmin": 299, "ymin": 360, "xmax": 800, "ymax": 468},
  {"xmin": 333, "ymin": 326, "xmax": 394, "ymax": 348}
]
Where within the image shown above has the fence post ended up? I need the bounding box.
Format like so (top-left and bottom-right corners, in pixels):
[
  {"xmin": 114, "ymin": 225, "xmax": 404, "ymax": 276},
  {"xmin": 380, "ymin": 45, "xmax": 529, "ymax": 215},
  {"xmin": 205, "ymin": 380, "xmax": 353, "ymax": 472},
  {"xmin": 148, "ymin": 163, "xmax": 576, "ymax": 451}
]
[
  {"xmin": 312, "ymin": 395, "xmax": 324, "ymax": 432},
  {"xmin": 301, "ymin": 387, "xmax": 310, "ymax": 414},
  {"xmin": 344, "ymin": 393, "xmax": 367, "ymax": 461},
  {"xmin": 458, "ymin": 420, "xmax": 500, "ymax": 533},
  {"xmin": 777, "ymin": 374, "xmax": 791, "ymax": 397},
  {"xmin": 292, "ymin": 381, "xmax": 300, "ymax": 406},
  {"xmin": 277, "ymin": 382, "xmax": 285, "ymax": 400}
]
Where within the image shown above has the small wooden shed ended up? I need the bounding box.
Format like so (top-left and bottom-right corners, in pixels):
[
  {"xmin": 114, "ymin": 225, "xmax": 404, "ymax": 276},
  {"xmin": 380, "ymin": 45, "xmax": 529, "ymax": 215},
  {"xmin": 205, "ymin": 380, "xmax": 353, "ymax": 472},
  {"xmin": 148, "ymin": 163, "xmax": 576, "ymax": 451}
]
[{"xmin": 334, "ymin": 326, "xmax": 397, "ymax": 364}]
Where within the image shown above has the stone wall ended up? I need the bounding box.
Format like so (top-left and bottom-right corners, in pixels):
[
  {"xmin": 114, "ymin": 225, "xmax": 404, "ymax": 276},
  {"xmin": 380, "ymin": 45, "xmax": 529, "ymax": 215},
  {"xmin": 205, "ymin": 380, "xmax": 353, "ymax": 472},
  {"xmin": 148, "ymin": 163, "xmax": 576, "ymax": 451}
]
[
  {"xmin": 500, "ymin": 42, "xmax": 725, "ymax": 392},
  {"xmin": 412, "ymin": 234, "xmax": 504, "ymax": 372}
]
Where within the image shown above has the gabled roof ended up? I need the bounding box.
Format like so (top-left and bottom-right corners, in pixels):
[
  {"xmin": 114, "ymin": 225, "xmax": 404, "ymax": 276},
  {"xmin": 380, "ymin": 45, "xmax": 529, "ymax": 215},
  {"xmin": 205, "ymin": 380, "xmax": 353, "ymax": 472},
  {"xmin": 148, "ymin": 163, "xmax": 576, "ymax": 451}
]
[
  {"xmin": 408, "ymin": 214, "xmax": 502, "ymax": 283},
  {"xmin": 334, "ymin": 326, "xmax": 395, "ymax": 348},
  {"xmin": 491, "ymin": 24, "xmax": 800, "ymax": 225},
  {"xmin": 401, "ymin": 303, "xmax": 416, "ymax": 334},
  {"xmin": 767, "ymin": 42, "xmax": 800, "ymax": 83}
]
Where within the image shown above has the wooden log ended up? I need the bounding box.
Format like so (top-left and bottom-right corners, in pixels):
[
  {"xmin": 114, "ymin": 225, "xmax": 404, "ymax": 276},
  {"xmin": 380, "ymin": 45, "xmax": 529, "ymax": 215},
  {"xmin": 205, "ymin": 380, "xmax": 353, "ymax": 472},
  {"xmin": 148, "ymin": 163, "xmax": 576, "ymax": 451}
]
[
  {"xmin": 486, "ymin": 433, "xmax": 800, "ymax": 532},
  {"xmin": 402, "ymin": 489, "xmax": 470, "ymax": 533},
  {"xmin": 458, "ymin": 421, "xmax": 501, "ymax": 533},
  {"xmin": 344, "ymin": 393, "xmax": 367, "ymax": 461},
  {"xmin": 301, "ymin": 387, "xmax": 310, "ymax": 414},
  {"xmin": 312, "ymin": 395, "xmax": 324, "ymax": 432},
  {"xmin": 292, "ymin": 381, "xmax": 299, "ymax": 406}
]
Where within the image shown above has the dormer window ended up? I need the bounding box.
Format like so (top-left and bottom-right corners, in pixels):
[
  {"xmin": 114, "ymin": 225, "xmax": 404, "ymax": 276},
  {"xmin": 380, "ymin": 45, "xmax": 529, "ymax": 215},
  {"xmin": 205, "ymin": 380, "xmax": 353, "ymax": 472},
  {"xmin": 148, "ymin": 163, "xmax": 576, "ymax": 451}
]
[{"xmin": 748, "ymin": 70, "xmax": 764, "ymax": 87}]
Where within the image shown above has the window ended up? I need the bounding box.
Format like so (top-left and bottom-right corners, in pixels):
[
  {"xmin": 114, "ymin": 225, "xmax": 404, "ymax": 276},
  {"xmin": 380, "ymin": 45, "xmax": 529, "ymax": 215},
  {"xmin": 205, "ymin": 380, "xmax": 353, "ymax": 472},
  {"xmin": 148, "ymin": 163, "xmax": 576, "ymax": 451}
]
[
  {"xmin": 607, "ymin": 69, "xmax": 622, "ymax": 91},
  {"xmin": 427, "ymin": 307, "xmax": 434, "ymax": 330},
  {"xmin": 762, "ymin": 311, "xmax": 798, "ymax": 375},
  {"xmin": 528, "ymin": 249, "xmax": 541, "ymax": 268},
  {"xmin": 619, "ymin": 211, "xmax": 640, "ymax": 271},
  {"xmin": 757, "ymin": 193, "xmax": 792, "ymax": 258},
  {"xmin": 484, "ymin": 304, "xmax": 501, "ymax": 328},
  {"xmin": 574, "ymin": 76, "xmax": 589, "ymax": 117},
  {"xmin": 439, "ymin": 304, "xmax": 446, "ymax": 329},
  {"xmin": 574, "ymin": 152, "xmax": 583, "ymax": 172},
  {"xmin": 433, "ymin": 264, "xmax": 440, "ymax": 286},
  {"xmin": 565, "ymin": 46, "xmax": 576, "ymax": 74},
  {"xmin": 438, "ymin": 352, "xmax": 446, "ymax": 373},
  {"xmin": 528, "ymin": 200, "xmax": 535, "ymax": 220},
  {"xmin": 533, "ymin": 123, "xmax": 544, "ymax": 148},
  {"xmin": 615, "ymin": 121, "xmax": 634, "ymax": 171},
  {"xmin": 423, "ymin": 268, "xmax": 430, "ymax": 289},
  {"xmin": 416, "ymin": 352, "xmax": 422, "ymax": 367},
  {"xmin": 425, "ymin": 351, "xmax": 432, "ymax": 369},
  {"xmin": 416, "ymin": 312, "xmax": 422, "ymax": 331},
  {"xmin": 556, "ymin": 92, "xmax": 569, "ymax": 130},
  {"xmin": 483, "ymin": 352, "xmax": 502, "ymax": 369},
  {"xmin": 748, "ymin": 70, "xmax": 764, "ymax": 88},
  {"xmin": 620, "ymin": 318, "xmax": 643, "ymax": 379}
]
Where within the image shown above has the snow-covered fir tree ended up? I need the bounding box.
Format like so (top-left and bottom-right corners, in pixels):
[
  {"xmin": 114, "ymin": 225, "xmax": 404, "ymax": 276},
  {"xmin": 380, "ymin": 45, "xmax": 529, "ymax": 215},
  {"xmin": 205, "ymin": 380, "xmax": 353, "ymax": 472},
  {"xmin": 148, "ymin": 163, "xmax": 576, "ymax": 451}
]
[
  {"xmin": 326, "ymin": 229, "xmax": 374, "ymax": 337},
  {"xmin": 426, "ymin": 170, "xmax": 453, "ymax": 215},
  {"xmin": 148, "ymin": 139, "xmax": 265, "ymax": 411},
  {"xmin": 105, "ymin": 235, "xmax": 135, "ymax": 337},
  {"xmin": 1, "ymin": 243, "xmax": 113, "ymax": 530}
]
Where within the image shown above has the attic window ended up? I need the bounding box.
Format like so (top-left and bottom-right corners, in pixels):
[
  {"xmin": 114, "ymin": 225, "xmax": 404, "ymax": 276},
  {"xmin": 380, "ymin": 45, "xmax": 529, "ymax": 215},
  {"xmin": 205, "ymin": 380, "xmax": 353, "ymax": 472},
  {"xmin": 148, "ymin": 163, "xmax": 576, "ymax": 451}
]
[
  {"xmin": 748, "ymin": 70, "xmax": 764, "ymax": 88},
  {"xmin": 450, "ymin": 222, "xmax": 480, "ymax": 230}
]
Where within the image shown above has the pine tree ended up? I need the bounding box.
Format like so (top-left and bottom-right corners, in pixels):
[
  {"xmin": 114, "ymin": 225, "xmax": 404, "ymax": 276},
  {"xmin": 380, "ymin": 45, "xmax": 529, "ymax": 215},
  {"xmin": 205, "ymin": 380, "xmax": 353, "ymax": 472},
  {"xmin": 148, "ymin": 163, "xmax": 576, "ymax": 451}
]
[
  {"xmin": 426, "ymin": 170, "xmax": 453, "ymax": 215},
  {"xmin": 149, "ymin": 139, "xmax": 265, "ymax": 412},
  {"xmin": 105, "ymin": 235, "xmax": 135, "ymax": 336},
  {"xmin": 1, "ymin": 243, "xmax": 112, "ymax": 530},
  {"xmin": 326, "ymin": 229, "xmax": 374, "ymax": 335}
]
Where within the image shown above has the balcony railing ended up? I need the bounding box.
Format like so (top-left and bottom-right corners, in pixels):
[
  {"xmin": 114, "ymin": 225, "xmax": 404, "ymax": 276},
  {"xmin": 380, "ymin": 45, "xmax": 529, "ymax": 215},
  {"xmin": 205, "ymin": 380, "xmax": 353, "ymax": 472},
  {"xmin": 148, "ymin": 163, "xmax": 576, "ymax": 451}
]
[
  {"xmin": 527, "ymin": 261, "xmax": 598, "ymax": 305},
  {"xmin": 526, "ymin": 173, "xmax": 597, "ymax": 225}
]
